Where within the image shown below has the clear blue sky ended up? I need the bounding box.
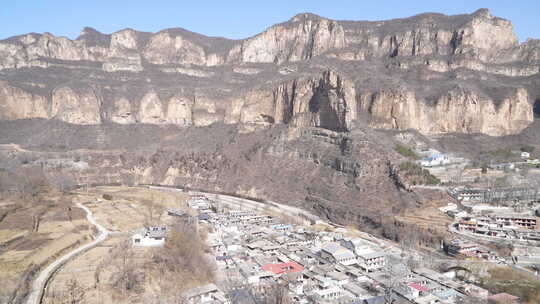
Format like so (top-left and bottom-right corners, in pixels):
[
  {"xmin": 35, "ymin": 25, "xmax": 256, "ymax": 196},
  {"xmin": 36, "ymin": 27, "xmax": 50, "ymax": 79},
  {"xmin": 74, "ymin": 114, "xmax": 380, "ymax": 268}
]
[{"xmin": 1, "ymin": 1, "xmax": 539, "ymax": 42}]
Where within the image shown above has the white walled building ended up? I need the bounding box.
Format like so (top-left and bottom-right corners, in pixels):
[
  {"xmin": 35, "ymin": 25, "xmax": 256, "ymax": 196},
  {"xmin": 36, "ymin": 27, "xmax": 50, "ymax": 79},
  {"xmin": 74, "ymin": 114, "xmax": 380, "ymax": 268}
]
[
  {"xmin": 320, "ymin": 242, "xmax": 357, "ymax": 266},
  {"xmin": 182, "ymin": 283, "xmax": 229, "ymax": 304},
  {"xmin": 132, "ymin": 226, "xmax": 167, "ymax": 247},
  {"xmin": 357, "ymin": 249, "xmax": 386, "ymax": 272}
]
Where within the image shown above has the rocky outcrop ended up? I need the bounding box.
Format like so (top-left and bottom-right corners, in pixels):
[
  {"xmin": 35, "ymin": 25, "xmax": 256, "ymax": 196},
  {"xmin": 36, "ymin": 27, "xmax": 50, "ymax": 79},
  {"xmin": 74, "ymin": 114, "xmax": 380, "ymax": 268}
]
[
  {"xmin": 228, "ymin": 14, "xmax": 346, "ymax": 64},
  {"xmin": 0, "ymin": 81, "xmax": 48, "ymax": 119},
  {"xmin": 359, "ymin": 87, "xmax": 532, "ymax": 136},
  {"xmin": 142, "ymin": 31, "xmax": 207, "ymax": 66},
  {"xmin": 137, "ymin": 91, "xmax": 167, "ymax": 124},
  {"xmin": 110, "ymin": 97, "xmax": 135, "ymax": 124},
  {"xmin": 451, "ymin": 9, "xmax": 518, "ymax": 60},
  {"xmin": 166, "ymin": 95, "xmax": 194, "ymax": 126},
  {"xmin": 51, "ymin": 87, "xmax": 101, "ymax": 125}
]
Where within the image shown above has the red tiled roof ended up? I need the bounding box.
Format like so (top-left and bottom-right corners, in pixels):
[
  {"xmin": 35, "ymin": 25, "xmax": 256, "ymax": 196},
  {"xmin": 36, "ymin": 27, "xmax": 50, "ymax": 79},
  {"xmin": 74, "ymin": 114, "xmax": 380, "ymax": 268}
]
[
  {"xmin": 261, "ymin": 262, "xmax": 304, "ymax": 275},
  {"xmin": 408, "ymin": 282, "xmax": 429, "ymax": 292}
]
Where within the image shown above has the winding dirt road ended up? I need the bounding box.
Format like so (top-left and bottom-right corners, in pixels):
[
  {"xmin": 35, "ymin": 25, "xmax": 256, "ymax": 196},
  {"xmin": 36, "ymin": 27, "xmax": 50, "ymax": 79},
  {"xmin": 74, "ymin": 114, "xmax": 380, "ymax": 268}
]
[{"xmin": 26, "ymin": 203, "xmax": 109, "ymax": 304}]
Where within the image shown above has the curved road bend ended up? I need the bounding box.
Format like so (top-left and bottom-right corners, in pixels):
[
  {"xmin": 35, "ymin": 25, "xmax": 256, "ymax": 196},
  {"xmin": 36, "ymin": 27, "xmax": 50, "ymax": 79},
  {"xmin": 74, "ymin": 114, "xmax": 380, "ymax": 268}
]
[{"xmin": 26, "ymin": 203, "xmax": 110, "ymax": 304}]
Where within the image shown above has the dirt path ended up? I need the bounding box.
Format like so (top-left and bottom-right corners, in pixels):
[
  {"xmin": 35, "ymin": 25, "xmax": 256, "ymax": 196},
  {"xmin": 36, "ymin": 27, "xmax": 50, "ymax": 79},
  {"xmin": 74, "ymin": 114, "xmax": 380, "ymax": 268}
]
[{"xmin": 26, "ymin": 203, "xmax": 109, "ymax": 304}]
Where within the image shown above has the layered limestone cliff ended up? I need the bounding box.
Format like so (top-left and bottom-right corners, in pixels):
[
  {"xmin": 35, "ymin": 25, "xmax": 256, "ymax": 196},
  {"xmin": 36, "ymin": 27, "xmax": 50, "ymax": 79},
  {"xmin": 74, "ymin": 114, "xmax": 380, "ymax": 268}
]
[
  {"xmin": 0, "ymin": 9, "xmax": 538, "ymax": 136},
  {"xmin": 0, "ymin": 81, "xmax": 48, "ymax": 119},
  {"xmin": 228, "ymin": 14, "xmax": 346, "ymax": 64},
  {"xmin": 0, "ymin": 70, "xmax": 358, "ymax": 131},
  {"xmin": 0, "ymin": 67, "xmax": 535, "ymax": 135},
  {"xmin": 359, "ymin": 87, "xmax": 532, "ymax": 136},
  {"xmin": 51, "ymin": 87, "xmax": 101, "ymax": 125}
]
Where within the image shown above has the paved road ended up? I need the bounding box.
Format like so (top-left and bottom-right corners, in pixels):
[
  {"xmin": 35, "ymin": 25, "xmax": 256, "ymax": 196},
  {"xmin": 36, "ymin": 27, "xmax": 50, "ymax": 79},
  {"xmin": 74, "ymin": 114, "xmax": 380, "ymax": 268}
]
[
  {"xmin": 26, "ymin": 203, "xmax": 109, "ymax": 304},
  {"xmin": 410, "ymin": 185, "xmax": 448, "ymax": 191}
]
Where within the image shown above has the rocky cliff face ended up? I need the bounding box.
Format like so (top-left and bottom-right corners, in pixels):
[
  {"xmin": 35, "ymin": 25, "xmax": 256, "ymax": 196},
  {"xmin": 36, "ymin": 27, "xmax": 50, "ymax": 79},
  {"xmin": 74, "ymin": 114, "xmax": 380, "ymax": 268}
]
[
  {"xmin": 0, "ymin": 9, "xmax": 538, "ymax": 136},
  {"xmin": 359, "ymin": 87, "xmax": 533, "ymax": 136}
]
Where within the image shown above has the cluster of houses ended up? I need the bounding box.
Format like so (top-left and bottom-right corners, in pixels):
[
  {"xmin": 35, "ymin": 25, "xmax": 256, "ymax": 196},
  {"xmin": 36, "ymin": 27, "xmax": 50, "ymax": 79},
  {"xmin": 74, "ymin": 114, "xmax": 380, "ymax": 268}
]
[
  {"xmin": 131, "ymin": 195, "xmax": 214, "ymax": 247},
  {"xmin": 443, "ymin": 239, "xmax": 498, "ymax": 261},
  {"xmin": 184, "ymin": 194, "xmax": 507, "ymax": 304},
  {"xmin": 449, "ymin": 187, "xmax": 540, "ymax": 205},
  {"xmin": 444, "ymin": 188, "xmax": 540, "ymax": 241},
  {"xmin": 455, "ymin": 213, "xmax": 540, "ymax": 241},
  {"xmin": 130, "ymin": 193, "xmax": 522, "ymax": 303}
]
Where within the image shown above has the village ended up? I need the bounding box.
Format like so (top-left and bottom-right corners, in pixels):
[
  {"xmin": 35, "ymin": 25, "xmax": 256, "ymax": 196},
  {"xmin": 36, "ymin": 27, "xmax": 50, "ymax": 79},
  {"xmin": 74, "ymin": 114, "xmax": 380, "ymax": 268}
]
[
  {"xmin": 128, "ymin": 146, "xmax": 540, "ymax": 304},
  {"xmin": 128, "ymin": 187, "xmax": 528, "ymax": 304},
  {"xmin": 6, "ymin": 145, "xmax": 539, "ymax": 304}
]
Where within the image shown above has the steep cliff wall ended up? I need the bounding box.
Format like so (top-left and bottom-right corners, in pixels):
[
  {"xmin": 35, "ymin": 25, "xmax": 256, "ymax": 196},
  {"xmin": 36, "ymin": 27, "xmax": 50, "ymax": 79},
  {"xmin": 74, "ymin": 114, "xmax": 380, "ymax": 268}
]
[
  {"xmin": 228, "ymin": 14, "xmax": 346, "ymax": 64},
  {"xmin": 0, "ymin": 70, "xmax": 357, "ymax": 130},
  {"xmin": 0, "ymin": 67, "xmax": 534, "ymax": 135},
  {"xmin": 359, "ymin": 87, "xmax": 532, "ymax": 136}
]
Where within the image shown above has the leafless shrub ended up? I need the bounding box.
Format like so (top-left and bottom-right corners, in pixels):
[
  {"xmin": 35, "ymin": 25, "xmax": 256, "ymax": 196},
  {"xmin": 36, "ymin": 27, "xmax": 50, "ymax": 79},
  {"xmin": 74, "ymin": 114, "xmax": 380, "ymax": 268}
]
[
  {"xmin": 0, "ymin": 166, "xmax": 51, "ymax": 200},
  {"xmin": 109, "ymin": 240, "xmax": 145, "ymax": 297},
  {"xmin": 64, "ymin": 278, "xmax": 86, "ymax": 304},
  {"xmin": 46, "ymin": 172, "xmax": 76, "ymax": 193},
  {"xmin": 260, "ymin": 282, "xmax": 291, "ymax": 304},
  {"xmin": 150, "ymin": 222, "xmax": 214, "ymax": 296}
]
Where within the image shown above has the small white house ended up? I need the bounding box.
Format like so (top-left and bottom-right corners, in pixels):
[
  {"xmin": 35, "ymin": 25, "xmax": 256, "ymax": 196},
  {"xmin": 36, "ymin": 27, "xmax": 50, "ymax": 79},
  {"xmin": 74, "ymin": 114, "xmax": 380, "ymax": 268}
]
[
  {"xmin": 521, "ymin": 151, "xmax": 531, "ymax": 159},
  {"xmin": 526, "ymin": 158, "xmax": 540, "ymax": 165},
  {"xmin": 132, "ymin": 226, "xmax": 167, "ymax": 247},
  {"xmin": 320, "ymin": 242, "xmax": 357, "ymax": 266},
  {"xmin": 356, "ymin": 249, "xmax": 386, "ymax": 272},
  {"xmin": 313, "ymin": 285, "xmax": 342, "ymax": 301},
  {"xmin": 188, "ymin": 195, "xmax": 212, "ymax": 210},
  {"xmin": 182, "ymin": 283, "xmax": 229, "ymax": 304},
  {"xmin": 420, "ymin": 154, "xmax": 450, "ymax": 167}
]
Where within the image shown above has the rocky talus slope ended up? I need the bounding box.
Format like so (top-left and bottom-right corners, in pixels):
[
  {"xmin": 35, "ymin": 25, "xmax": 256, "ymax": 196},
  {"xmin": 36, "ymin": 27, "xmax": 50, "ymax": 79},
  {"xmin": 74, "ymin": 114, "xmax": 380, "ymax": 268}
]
[{"xmin": 0, "ymin": 8, "xmax": 538, "ymax": 136}]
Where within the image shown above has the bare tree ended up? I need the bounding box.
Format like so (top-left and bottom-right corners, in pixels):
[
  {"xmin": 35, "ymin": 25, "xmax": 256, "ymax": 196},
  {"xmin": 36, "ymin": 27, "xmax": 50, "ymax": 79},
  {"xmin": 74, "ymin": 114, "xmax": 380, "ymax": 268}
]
[
  {"xmin": 47, "ymin": 172, "xmax": 76, "ymax": 193},
  {"xmin": 143, "ymin": 197, "xmax": 164, "ymax": 226},
  {"xmin": 154, "ymin": 222, "xmax": 214, "ymax": 283},
  {"xmin": 64, "ymin": 278, "xmax": 86, "ymax": 304},
  {"xmin": 15, "ymin": 166, "xmax": 49, "ymax": 200},
  {"xmin": 109, "ymin": 240, "xmax": 145, "ymax": 296},
  {"xmin": 94, "ymin": 261, "xmax": 105, "ymax": 288},
  {"xmin": 261, "ymin": 282, "xmax": 291, "ymax": 304},
  {"xmin": 382, "ymin": 256, "xmax": 409, "ymax": 304}
]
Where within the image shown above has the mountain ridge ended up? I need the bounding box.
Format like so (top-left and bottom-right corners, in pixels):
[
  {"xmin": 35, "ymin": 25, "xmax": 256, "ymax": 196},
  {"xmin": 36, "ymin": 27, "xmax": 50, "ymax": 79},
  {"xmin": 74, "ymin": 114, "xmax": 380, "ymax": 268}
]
[{"xmin": 0, "ymin": 8, "xmax": 538, "ymax": 136}]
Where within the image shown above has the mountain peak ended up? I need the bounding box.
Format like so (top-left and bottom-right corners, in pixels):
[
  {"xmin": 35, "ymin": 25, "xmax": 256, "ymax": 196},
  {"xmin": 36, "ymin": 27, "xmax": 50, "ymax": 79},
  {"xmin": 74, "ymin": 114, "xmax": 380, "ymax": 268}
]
[
  {"xmin": 79, "ymin": 27, "xmax": 103, "ymax": 36},
  {"xmin": 77, "ymin": 26, "xmax": 110, "ymax": 47},
  {"xmin": 290, "ymin": 13, "xmax": 325, "ymax": 23},
  {"xmin": 472, "ymin": 8, "xmax": 492, "ymax": 19}
]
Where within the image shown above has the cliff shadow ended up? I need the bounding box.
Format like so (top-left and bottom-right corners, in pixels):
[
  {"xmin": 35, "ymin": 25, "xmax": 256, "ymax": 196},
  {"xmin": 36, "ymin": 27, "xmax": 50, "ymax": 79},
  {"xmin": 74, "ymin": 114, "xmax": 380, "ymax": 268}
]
[{"xmin": 308, "ymin": 79, "xmax": 347, "ymax": 132}]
